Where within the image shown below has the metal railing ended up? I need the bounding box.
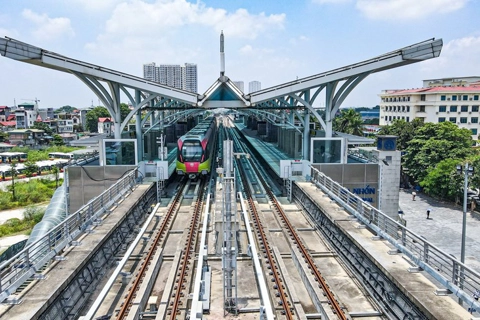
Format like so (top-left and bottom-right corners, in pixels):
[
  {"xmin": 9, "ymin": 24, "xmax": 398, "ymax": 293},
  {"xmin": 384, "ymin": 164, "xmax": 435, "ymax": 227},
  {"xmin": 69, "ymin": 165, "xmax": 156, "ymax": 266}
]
[
  {"xmin": 0, "ymin": 168, "xmax": 138, "ymax": 303},
  {"xmin": 309, "ymin": 166, "xmax": 480, "ymax": 311}
]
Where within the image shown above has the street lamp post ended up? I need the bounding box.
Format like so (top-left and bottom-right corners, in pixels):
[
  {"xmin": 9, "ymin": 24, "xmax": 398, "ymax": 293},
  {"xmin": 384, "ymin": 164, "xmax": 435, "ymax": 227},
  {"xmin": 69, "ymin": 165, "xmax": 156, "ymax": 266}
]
[{"xmin": 456, "ymin": 163, "xmax": 474, "ymax": 305}]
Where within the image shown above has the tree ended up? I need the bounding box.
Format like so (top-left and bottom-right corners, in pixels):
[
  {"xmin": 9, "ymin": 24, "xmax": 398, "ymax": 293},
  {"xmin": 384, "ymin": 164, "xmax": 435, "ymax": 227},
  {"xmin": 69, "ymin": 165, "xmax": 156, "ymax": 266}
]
[
  {"xmin": 23, "ymin": 161, "xmax": 39, "ymax": 178},
  {"xmin": 52, "ymin": 134, "xmax": 65, "ymax": 146},
  {"xmin": 333, "ymin": 108, "xmax": 364, "ymax": 136},
  {"xmin": 421, "ymin": 158, "xmax": 463, "ymax": 201},
  {"xmin": 0, "ymin": 131, "xmax": 8, "ymax": 142},
  {"xmin": 51, "ymin": 165, "xmax": 60, "ymax": 188},
  {"xmin": 73, "ymin": 124, "xmax": 84, "ymax": 133},
  {"xmin": 85, "ymin": 106, "xmax": 110, "ymax": 132},
  {"xmin": 31, "ymin": 121, "xmax": 53, "ymax": 136},
  {"xmin": 403, "ymin": 121, "xmax": 474, "ymax": 184},
  {"xmin": 376, "ymin": 118, "xmax": 424, "ymax": 151},
  {"xmin": 9, "ymin": 162, "xmax": 17, "ymax": 201},
  {"xmin": 85, "ymin": 104, "xmax": 131, "ymax": 132},
  {"xmin": 55, "ymin": 105, "xmax": 78, "ymax": 114}
]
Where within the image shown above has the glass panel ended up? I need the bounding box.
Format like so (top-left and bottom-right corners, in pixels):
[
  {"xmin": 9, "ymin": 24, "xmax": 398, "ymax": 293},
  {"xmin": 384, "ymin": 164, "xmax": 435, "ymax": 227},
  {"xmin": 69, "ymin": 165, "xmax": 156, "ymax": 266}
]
[
  {"xmin": 312, "ymin": 139, "xmax": 342, "ymax": 164},
  {"xmin": 182, "ymin": 141, "xmax": 203, "ymax": 162}
]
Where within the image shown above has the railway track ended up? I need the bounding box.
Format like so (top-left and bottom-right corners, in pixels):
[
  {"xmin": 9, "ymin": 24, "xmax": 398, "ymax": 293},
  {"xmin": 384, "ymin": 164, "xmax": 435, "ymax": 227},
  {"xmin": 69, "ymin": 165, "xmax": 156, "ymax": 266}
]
[
  {"xmin": 89, "ymin": 178, "xmax": 207, "ymax": 319},
  {"xmin": 85, "ymin": 116, "xmax": 383, "ymax": 319}
]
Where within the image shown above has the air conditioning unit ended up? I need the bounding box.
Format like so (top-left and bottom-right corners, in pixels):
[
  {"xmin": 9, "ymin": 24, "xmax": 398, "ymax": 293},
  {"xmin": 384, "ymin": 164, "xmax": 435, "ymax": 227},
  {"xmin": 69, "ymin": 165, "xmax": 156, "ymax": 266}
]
[
  {"xmin": 470, "ymin": 98, "xmax": 473, "ymax": 100},
  {"xmin": 469, "ymin": 111, "xmax": 472, "ymax": 114},
  {"xmin": 435, "ymin": 112, "xmax": 438, "ymax": 114},
  {"xmin": 447, "ymin": 98, "xmax": 451, "ymax": 100},
  {"xmin": 458, "ymin": 111, "xmax": 461, "ymax": 114},
  {"xmin": 447, "ymin": 111, "xmax": 450, "ymax": 113},
  {"xmin": 468, "ymin": 122, "xmax": 471, "ymax": 124}
]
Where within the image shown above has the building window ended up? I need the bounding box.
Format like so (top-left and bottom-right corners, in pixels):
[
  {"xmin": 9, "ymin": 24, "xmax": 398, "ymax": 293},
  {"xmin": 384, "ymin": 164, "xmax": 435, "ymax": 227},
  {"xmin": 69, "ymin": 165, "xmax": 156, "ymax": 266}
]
[
  {"xmin": 472, "ymin": 117, "xmax": 478, "ymax": 124},
  {"xmin": 441, "ymin": 95, "xmax": 446, "ymax": 101},
  {"xmin": 419, "ymin": 105, "xmax": 425, "ymax": 112},
  {"xmin": 461, "ymin": 105, "xmax": 469, "ymax": 112},
  {"xmin": 420, "ymin": 94, "xmax": 426, "ymax": 101},
  {"xmin": 474, "ymin": 95, "xmax": 479, "ymax": 101},
  {"xmin": 389, "ymin": 116, "xmax": 392, "ymax": 121},
  {"xmin": 463, "ymin": 95, "xmax": 468, "ymax": 101},
  {"xmin": 407, "ymin": 97, "xmax": 410, "ymax": 101},
  {"xmin": 439, "ymin": 105, "xmax": 447, "ymax": 112},
  {"xmin": 449, "ymin": 117, "xmax": 457, "ymax": 123},
  {"xmin": 450, "ymin": 105, "xmax": 458, "ymax": 112},
  {"xmin": 407, "ymin": 106, "xmax": 410, "ymax": 112},
  {"xmin": 438, "ymin": 117, "xmax": 446, "ymax": 123},
  {"xmin": 452, "ymin": 96, "xmax": 457, "ymax": 101},
  {"xmin": 472, "ymin": 128, "xmax": 478, "ymax": 135},
  {"xmin": 473, "ymin": 105, "xmax": 479, "ymax": 112},
  {"xmin": 406, "ymin": 117, "xmax": 410, "ymax": 122},
  {"xmin": 460, "ymin": 117, "xmax": 468, "ymax": 124}
]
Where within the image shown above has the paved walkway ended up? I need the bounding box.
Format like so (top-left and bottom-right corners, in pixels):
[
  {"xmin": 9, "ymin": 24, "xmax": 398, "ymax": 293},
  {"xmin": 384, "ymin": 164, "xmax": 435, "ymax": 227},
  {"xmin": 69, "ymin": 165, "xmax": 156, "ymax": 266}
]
[{"xmin": 399, "ymin": 189, "xmax": 480, "ymax": 273}]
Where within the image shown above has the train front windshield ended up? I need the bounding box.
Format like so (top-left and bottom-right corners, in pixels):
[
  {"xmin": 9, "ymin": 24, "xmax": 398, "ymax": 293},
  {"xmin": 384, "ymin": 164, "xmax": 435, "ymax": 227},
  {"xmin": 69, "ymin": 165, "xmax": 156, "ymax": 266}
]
[{"xmin": 181, "ymin": 141, "xmax": 203, "ymax": 162}]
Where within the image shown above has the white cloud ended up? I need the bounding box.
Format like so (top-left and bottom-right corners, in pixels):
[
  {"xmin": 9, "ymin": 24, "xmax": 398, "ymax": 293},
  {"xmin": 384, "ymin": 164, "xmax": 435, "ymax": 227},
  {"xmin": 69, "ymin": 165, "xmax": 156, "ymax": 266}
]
[
  {"xmin": 84, "ymin": 0, "xmax": 286, "ymax": 84},
  {"xmin": 22, "ymin": 9, "xmax": 74, "ymax": 41},
  {"xmin": 69, "ymin": 0, "xmax": 126, "ymax": 11},
  {"xmin": 240, "ymin": 45, "xmax": 254, "ymax": 55},
  {"xmin": 101, "ymin": 0, "xmax": 285, "ymax": 39},
  {"xmin": 356, "ymin": 0, "xmax": 468, "ymax": 20},
  {"xmin": 420, "ymin": 36, "xmax": 480, "ymax": 75}
]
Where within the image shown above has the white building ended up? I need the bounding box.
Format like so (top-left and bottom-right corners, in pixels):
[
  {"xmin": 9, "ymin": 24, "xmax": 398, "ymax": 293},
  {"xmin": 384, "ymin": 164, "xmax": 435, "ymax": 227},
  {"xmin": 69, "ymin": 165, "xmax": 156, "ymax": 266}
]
[
  {"xmin": 248, "ymin": 81, "xmax": 261, "ymax": 93},
  {"xmin": 143, "ymin": 62, "xmax": 197, "ymax": 93},
  {"xmin": 183, "ymin": 63, "xmax": 198, "ymax": 93},
  {"xmin": 233, "ymin": 81, "xmax": 244, "ymax": 92},
  {"xmin": 98, "ymin": 117, "xmax": 113, "ymax": 135},
  {"xmin": 379, "ymin": 77, "xmax": 480, "ymax": 139}
]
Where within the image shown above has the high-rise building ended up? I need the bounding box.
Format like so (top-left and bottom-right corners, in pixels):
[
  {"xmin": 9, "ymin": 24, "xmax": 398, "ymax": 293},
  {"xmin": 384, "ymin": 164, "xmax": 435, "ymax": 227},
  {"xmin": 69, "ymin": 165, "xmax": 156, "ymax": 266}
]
[
  {"xmin": 183, "ymin": 63, "xmax": 198, "ymax": 93},
  {"xmin": 143, "ymin": 62, "xmax": 197, "ymax": 93},
  {"xmin": 233, "ymin": 81, "xmax": 244, "ymax": 92},
  {"xmin": 249, "ymin": 81, "xmax": 261, "ymax": 93},
  {"xmin": 143, "ymin": 63, "xmax": 157, "ymax": 82},
  {"xmin": 379, "ymin": 76, "xmax": 480, "ymax": 139}
]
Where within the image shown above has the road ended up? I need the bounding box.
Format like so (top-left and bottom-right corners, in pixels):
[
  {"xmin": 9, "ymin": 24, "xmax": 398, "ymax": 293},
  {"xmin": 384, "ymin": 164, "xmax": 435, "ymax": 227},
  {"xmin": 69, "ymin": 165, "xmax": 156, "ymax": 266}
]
[{"xmin": 399, "ymin": 188, "xmax": 480, "ymax": 273}]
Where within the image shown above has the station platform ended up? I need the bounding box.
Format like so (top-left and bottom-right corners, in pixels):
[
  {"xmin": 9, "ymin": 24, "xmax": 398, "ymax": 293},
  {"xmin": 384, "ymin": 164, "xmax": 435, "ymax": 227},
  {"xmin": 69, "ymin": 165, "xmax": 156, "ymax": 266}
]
[
  {"xmin": 235, "ymin": 123, "xmax": 292, "ymax": 176},
  {"xmin": 296, "ymin": 181, "xmax": 474, "ymax": 320}
]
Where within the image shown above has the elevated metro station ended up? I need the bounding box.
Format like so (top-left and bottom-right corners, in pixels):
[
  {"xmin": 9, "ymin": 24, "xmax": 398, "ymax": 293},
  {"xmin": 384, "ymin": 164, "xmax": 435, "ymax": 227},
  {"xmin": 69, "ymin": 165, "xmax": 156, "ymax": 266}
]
[{"xmin": 2, "ymin": 34, "xmax": 477, "ymax": 320}]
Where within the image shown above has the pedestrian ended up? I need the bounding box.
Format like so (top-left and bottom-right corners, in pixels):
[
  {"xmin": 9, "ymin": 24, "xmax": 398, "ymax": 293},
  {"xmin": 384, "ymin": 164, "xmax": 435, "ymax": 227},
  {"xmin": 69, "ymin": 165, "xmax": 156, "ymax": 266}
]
[
  {"xmin": 412, "ymin": 191, "xmax": 416, "ymax": 201},
  {"xmin": 426, "ymin": 208, "xmax": 431, "ymax": 219}
]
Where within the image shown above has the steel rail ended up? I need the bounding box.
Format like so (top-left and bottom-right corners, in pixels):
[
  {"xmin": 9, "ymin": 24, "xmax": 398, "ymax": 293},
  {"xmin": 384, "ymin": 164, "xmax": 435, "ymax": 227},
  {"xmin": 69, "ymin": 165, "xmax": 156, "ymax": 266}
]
[
  {"xmin": 168, "ymin": 179, "xmax": 206, "ymax": 317},
  {"xmin": 232, "ymin": 134, "xmax": 293, "ymax": 318},
  {"xmin": 266, "ymin": 187, "xmax": 347, "ymax": 319},
  {"xmin": 116, "ymin": 181, "xmax": 187, "ymax": 319},
  {"xmin": 234, "ymin": 126, "xmax": 347, "ymax": 319}
]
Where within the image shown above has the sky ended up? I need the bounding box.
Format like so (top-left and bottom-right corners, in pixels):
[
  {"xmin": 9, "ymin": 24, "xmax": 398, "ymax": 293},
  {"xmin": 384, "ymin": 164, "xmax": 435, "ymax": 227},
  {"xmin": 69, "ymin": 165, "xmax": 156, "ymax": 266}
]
[{"xmin": 0, "ymin": 0, "xmax": 479, "ymax": 109}]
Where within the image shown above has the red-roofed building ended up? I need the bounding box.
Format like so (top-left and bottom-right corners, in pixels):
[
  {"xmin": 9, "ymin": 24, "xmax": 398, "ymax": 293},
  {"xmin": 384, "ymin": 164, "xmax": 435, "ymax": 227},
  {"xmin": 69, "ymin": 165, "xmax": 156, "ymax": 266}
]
[
  {"xmin": 98, "ymin": 117, "xmax": 113, "ymax": 135},
  {"xmin": 380, "ymin": 77, "xmax": 480, "ymax": 139},
  {"xmin": 0, "ymin": 121, "xmax": 16, "ymax": 131}
]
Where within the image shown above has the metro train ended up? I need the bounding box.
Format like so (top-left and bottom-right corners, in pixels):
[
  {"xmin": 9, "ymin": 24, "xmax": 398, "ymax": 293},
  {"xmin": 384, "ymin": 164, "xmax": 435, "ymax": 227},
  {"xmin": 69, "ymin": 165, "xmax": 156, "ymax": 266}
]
[{"xmin": 176, "ymin": 117, "xmax": 217, "ymax": 179}]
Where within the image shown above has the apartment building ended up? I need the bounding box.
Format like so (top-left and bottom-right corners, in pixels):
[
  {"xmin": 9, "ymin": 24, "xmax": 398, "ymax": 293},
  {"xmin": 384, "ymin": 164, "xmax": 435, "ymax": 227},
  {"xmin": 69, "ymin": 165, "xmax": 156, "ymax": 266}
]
[
  {"xmin": 379, "ymin": 77, "xmax": 480, "ymax": 139},
  {"xmin": 143, "ymin": 62, "xmax": 198, "ymax": 93}
]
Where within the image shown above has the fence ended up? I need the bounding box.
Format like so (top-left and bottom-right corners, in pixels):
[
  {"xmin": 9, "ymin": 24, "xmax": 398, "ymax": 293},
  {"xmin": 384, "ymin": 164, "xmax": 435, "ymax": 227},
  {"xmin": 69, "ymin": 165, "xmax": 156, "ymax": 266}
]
[
  {"xmin": 309, "ymin": 166, "xmax": 480, "ymax": 310},
  {"xmin": 0, "ymin": 168, "xmax": 138, "ymax": 303}
]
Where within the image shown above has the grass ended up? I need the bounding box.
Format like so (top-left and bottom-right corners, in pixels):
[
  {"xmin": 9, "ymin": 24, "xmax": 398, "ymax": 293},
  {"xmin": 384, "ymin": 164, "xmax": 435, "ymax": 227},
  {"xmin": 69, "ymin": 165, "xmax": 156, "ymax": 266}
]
[
  {"xmin": 0, "ymin": 178, "xmax": 62, "ymax": 210},
  {"xmin": 0, "ymin": 206, "xmax": 45, "ymax": 238}
]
